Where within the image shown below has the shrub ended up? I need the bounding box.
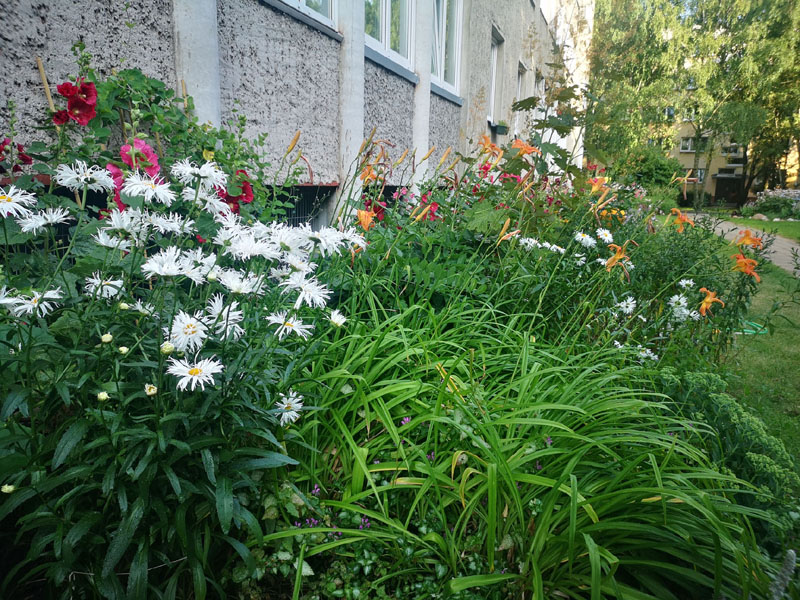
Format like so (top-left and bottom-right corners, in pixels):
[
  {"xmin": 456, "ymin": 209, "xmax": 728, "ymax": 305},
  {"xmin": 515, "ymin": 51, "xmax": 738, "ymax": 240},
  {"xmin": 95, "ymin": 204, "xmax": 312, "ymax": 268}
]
[{"xmin": 609, "ymin": 145, "xmax": 684, "ymax": 188}]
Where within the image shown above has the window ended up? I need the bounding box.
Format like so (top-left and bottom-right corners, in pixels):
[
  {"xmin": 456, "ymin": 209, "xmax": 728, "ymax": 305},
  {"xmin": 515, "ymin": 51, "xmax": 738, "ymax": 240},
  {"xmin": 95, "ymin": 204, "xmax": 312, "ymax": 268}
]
[
  {"xmin": 365, "ymin": 0, "xmax": 413, "ymax": 68},
  {"xmin": 431, "ymin": 0, "xmax": 462, "ymax": 93},
  {"xmin": 680, "ymin": 136, "xmax": 708, "ymax": 153},
  {"xmin": 487, "ymin": 27, "xmax": 504, "ymax": 123},
  {"xmin": 721, "ymin": 143, "xmax": 740, "ymax": 155},
  {"xmin": 696, "ymin": 168, "xmax": 705, "ymax": 183},
  {"xmin": 664, "ymin": 106, "xmax": 675, "ymax": 121},
  {"xmin": 281, "ymin": 0, "xmax": 336, "ymax": 28},
  {"xmin": 682, "ymin": 106, "xmax": 697, "ymax": 122}
]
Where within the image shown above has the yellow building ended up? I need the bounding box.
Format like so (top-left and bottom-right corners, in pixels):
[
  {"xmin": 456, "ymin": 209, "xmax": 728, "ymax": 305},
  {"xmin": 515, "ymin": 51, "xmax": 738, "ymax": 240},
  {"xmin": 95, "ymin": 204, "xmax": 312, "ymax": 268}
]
[
  {"xmin": 667, "ymin": 122, "xmax": 745, "ymax": 204},
  {"xmin": 781, "ymin": 142, "xmax": 799, "ymax": 188}
]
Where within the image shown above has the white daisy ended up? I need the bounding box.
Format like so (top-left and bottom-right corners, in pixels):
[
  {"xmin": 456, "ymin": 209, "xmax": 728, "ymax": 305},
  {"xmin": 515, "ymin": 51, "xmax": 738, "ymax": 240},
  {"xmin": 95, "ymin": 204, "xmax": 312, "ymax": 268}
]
[
  {"xmin": 122, "ymin": 172, "xmax": 176, "ymax": 206},
  {"xmin": 271, "ymin": 223, "xmax": 313, "ymax": 259},
  {"xmin": 171, "ymin": 159, "xmax": 227, "ymax": 190},
  {"xmin": 616, "ymin": 297, "xmax": 637, "ymax": 315},
  {"xmin": 205, "ymin": 294, "xmax": 244, "ymax": 341},
  {"xmin": 284, "ymin": 255, "xmax": 318, "ymax": 274},
  {"xmin": 340, "ymin": 227, "xmax": 367, "ymax": 250},
  {"xmin": 40, "ymin": 207, "xmax": 73, "ymax": 226},
  {"xmin": 275, "ymin": 390, "xmax": 303, "ymax": 426},
  {"xmin": 141, "ymin": 246, "xmax": 186, "ymax": 278},
  {"xmin": 596, "ymin": 228, "xmax": 613, "ymax": 244},
  {"xmin": 10, "ymin": 288, "xmax": 63, "ymax": 317},
  {"xmin": 150, "ymin": 212, "xmax": 194, "ymax": 235},
  {"xmin": 550, "ymin": 244, "xmax": 566, "ymax": 255},
  {"xmin": 183, "ymin": 186, "xmax": 232, "ymax": 215},
  {"xmin": 168, "ymin": 310, "xmax": 208, "ymax": 353},
  {"xmin": 16, "ymin": 213, "xmax": 47, "ymax": 234},
  {"xmin": 330, "ymin": 309, "xmax": 347, "ymax": 327},
  {"xmin": 518, "ymin": 237, "xmax": 541, "ymax": 250},
  {"xmin": 85, "ymin": 272, "xmax": 124, "ymax": 300},
  {"xmin": 637, "ymin": 347, "xmax": 659, "ymax": 362},
  {"xmin": 574, "ymin": 231, "xmax": 597, "ymax": 248},
  {"xmin": 310, "ymin": 228, "xmax": 345, "ymax": 256},
  {"xmin": 226, "ymin": 233, "xmax": 281, "ymax": 261},
  {"xmin": 55, "ymin": 161, "xmax": 114, "ymax": 192},
  {"xmin": 167, "ymin": 356, "xmax": 224, "ymax": 391},
  {"xmin": 93, "ymin": 230, "xmax": 132, "ymax": 252},
  {"xmin": 280, "ymin": 272, "xmax": 331, "ymax": 310},
  {"xmin": 0, "ymin": 186, "xmax": 37, "ymax": 219},
  {"xmin": 266, "ymin": 311, "xmax": 314, "ymax": 340},
  {"xmin": 672, "ymin": 305, "xmax": 691, "ymax": 322},
  {"xmin": 575, "ymin": 254, "xmax": 587, "ymax": 267},
  {"xmin": 677, "ymin": 278, "xmax": 695, "ymax": 290},
  {"xmin": 668, "ymin": 294, "xmax": 688, "ymax": 309},
  {"xmin": 132, "ymin": 299, "xmax": 155, "ymax": 316},
  {"xmin": 218, "ymin": 269, "xmax": 266, "ymax": 295},
  {"xmin": 689, "ymin": 310, "xmax": 702, "ymax": 321}
]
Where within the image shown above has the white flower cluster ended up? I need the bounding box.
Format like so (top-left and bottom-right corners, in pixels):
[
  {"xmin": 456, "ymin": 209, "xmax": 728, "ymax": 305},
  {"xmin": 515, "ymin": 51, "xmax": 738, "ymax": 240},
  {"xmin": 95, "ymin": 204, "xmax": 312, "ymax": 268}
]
[
  {"xmin": 0, "ymin": 186, "xmax": 73, "ymax": 237},
  {"xmin": 616, "ymin": 296, "xmax": 637, "ymax": 315},
  {"xmin": 0, "ymin": 286, "xmax": 63, "ymax": 317},
  {"xmin": 574, "ymin": 231, "xmax": 597, "ymax": 249},
  {"xmin": 517, "ymin": 237, "xmax": 566, "ymax": 255},
  {"xmin": 668, "ymin": 293, "xmax": 701, "ymax": 323}
]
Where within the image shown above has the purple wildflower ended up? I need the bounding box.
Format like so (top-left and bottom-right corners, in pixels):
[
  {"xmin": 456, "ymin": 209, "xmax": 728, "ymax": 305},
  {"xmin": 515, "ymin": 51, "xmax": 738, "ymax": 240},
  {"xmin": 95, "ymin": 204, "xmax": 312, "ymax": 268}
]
[
  {"xmin": 400, "ymin": 417, "xmax": 411, "ymax": 426},
  {"xmin": 545, "ymin": 436, "xmax": 552, "ymax": 446}
]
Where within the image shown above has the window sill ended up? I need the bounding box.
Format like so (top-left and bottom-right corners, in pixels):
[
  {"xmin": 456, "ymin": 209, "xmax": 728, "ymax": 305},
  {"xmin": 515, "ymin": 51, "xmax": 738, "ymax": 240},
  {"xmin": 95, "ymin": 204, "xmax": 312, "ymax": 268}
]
[
  {"xmin": 364, "ymin": 46, "xmax": 419, "ymax": 85},
  {"xmin": 431, "ymin": 82, "xmax": 463, "ymax": 106},
  {"xmin": 257, "ymin": 0, "xmax": 343, "ymax": 42}
]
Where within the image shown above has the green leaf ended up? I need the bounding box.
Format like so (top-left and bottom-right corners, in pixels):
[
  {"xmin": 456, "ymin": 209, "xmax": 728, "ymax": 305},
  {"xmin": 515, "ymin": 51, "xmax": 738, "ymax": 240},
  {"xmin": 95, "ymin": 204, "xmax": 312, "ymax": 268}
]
[
  {"xmin": 1, "ymin": 389, "xmax": 28, "ymax": 419},
  {"xmin": 215, "ymin": 477, "xmax": 233, "ymax": 534},
  {"xmin": 103, "ymin": 497, "xmax": 145, "ymax": 577},
  {"xmin": 448, "ymin": 573, "xmax": 520, "ymax": 593},
  {"xmin": 52, "ymin": 421, "xmax": 89, "ymax": 469}
]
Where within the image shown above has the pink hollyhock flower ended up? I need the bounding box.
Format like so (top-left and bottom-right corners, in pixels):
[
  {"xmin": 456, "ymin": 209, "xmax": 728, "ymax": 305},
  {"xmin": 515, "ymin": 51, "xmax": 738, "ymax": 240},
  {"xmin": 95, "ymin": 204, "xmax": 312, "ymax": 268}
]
[
  {"xmin": 120, "ymin": 139, "xmax": 160, "ymax": 176},
  {"xmin": 106, "ymin": 163, "xmax": 126, "ymax": 211},
  {"xmin": 67, "ymin": 97, "xmax": 96, "ymax": 126},
  {"xmin": 56, "ymin": 81, "xmax": 78, "ymax": 98}
]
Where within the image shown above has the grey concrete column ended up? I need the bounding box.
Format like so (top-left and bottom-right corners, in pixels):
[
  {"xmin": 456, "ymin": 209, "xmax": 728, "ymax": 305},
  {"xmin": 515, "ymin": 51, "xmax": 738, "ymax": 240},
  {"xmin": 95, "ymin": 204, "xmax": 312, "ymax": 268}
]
[
  {"xmin": 172, "ymin": 0, "xmax": 222, "ymax": 127},
  {"xmin": 329, "ymin": 0, "xmax": 366, "ymax": 225},
  {"xmin": 411, "ymin": 1, "xmax": 434, "ymax": 187}
]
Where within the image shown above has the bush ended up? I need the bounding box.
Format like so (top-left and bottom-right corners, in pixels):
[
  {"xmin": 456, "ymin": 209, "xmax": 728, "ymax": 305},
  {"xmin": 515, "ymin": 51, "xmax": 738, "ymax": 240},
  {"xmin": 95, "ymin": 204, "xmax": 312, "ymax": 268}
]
[{"xmin": 609, "ymin": 145, "xmax": 684, "ymax": 188}]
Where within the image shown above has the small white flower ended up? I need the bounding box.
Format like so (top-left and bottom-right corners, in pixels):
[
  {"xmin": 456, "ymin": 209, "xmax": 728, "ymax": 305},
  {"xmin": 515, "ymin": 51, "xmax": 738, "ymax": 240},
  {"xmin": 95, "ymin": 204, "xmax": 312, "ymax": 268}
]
[
  {"xmin": 171, "ymin": 159, "xmax": 227, "ymax": 190},
  {"xmin": 550, "ymin": 244, "xmax": 566, "ymax": 255},
  {"xmin": 10, "ymin": 288, "xmax": 63, "ymax": 317},
  {"xmin": 310, "ymin": 228, "xmax": 345, "ymax": 256},
  {"xmin": 668, "ymin": 294, "xmax": 688, "ymax": 309},
  {"xmin": 275, "ymin": 390, "xmax": 303, "ymax": 426},
  {"xmin": 101, "ymin": 333, "xmax": 113, "ymax": 344},
  {"xmin": 150, "ymin": 212, "xmax": 194, "ymax": 235},
  {"xmin": 133, "ymin": 299, "xmax": 155, "ymax": 316},
  {"xmin": 266, "ymin": 311, "xmax": 314, "ymax": 340},
  {"xmin": 518, "ymin": 237, "xmax": 541, "ymax": 250},
  {"xmin": 97, "ymin": 391, "xmax": 110, "ymax": 401},
  {"xmin": 141, "ymin": 246, "xmax": 186, "ymax": 279},
  {"xmin": 271, "ymin": 223, "xmax": 313, "ymax": 259},
  {"xmin": 1, "ymin": 484, "xmax": 15, "ymax": 493},
  {"xmin": 40, "ymin": 207, "xmax": 73, "ymax": 226},
  {"xmin": 160, "ymin": 341, "xmax": 175, "ymax": 355},
  {"xmin": 55, "ymin": 161, "xmax": 114, "ymax": 192},
  {"xmin": 637, "ymin": 346, "xmax": 659, "ymax": 362},
  {"xmin": 183, "ymin": 186, "xmax": 232, "ymax": 215},
  {"xmin": 94, "ymin": 230, "xmax": 132, "ymax": 252},
  {"xmin": 616, "ymin": 297, "xmax": 637, "ymax": 315},
  {"xmin": 205, "ymin": 294, "xmax": 244, "ymax": 341},
  {"xmin": 340, "ymin": 227, "xmax": 367, "ymax": 250},
  {"xmin": 145, "ymin": 384, "xmax": 158, "ymax": 396},
  {"xmin": 574, "ymin": 231, "xmax": 597, "ymax": 248},
  {"xmin": 16, "ymin": 213, "xmax": 47, "ymax": 234},
  {"xmin": 0, "ymin": 185, "xmax": 37, "ymax": 219},
  {"xmin": 218, "ymin": 269, "xmax": 266, "ymax": 295},
  {"xmin": 678, "ymin": 278, "xmax": 695, "ymax": 290},
  {"xmin": 596, "ymin": 228, "xmax": 613, "ymax": 243},
  {"xmin": 575, "ymin": 254, "xmax": 587, "ymax": 267},
  {"xmin": 118, "ymin": 346, "xmax": 129, "ymax": 355},
  {"xmin": 167, "ymin": 356, "xmax": 224, "ymax": 391},
  {"xmin": 689, "ymin": 310, "xmax": 702, "ymax": 321},
  {"xmin": 168, "ymin": 310, "xmax": 208, "ymax": 353},
  {"xmin": 85, "ymin": 272, "xmax": 124, "ymax": 300},
  {"xmin": 122, "ymin": 172, "xmax": 176, "ymax": 206},
  {"xmin": 330, "ymin": 309, "xmax": 347, "ymax": 327}
]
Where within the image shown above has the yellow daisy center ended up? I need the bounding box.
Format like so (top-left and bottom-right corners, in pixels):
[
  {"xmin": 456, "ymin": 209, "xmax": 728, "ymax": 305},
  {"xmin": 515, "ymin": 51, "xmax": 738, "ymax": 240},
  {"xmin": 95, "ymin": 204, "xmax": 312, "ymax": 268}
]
[
  {"xmin": 0, "ymin": 195, "xmax": 11, "ymax": 203},
  {"xmin": 284, "ymin": 321, "xmax": 295, "ymax": 328},
  {"xmin": 188, "ymin": 367, "xmax": 202, "ymax": 376},
  {"xmin": 184, "ymin": 323, "xmax": 198, "ymax": 335},
  {"xmin": 284, "ymin": 403, "xmax": 294, "ymax": 411}
]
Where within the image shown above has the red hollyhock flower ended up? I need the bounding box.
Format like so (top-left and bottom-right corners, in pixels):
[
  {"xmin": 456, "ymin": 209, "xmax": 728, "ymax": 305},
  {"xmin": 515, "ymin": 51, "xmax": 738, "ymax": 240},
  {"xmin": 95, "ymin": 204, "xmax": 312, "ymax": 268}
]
[
  {"xmin": 53, "ymin": 110, "xmax": 70, "ymax": 125},
  {"xmin": 16, "ymin": 144, "xmax": 32, "ymax": 165},
  {"xmin": 364, "ymin": 197, "xmax": 386, "ymax": 221},
  {"xmin": 56, "ymin": 81, "xmax": 78, "ymax": 98},
  {"xmin": 76, "ymin": 81, "xmax": 97, "ymax": 105},
  {"xmin": 120, "ymin": 139, "xmax": 160, "ymax": 176},
  {"xmin": 67, "ymin": 97, "xmax": 96, "ymax": 126},
  {"xmin": 217, "ymin": 170, "xmax": 254, "ymax": 214},
  {"xmin": 106, "ymin": 163, "xmax": 127, "ymax": 211},
  {"xmin": 0, "ymin": 138, "xmax": 10, "ymax": 155}
]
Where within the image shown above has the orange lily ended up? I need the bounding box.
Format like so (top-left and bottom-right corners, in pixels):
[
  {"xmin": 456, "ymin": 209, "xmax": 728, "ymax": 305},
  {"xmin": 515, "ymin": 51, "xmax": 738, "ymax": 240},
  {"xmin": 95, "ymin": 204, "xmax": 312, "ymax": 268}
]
[
  {"xmin": 478, "ymin": 135, "xmax": 501, "ymax": 157},
  {"xmin": 731, "ymin": 253, "xmax": 761, "ymax": 282},
  {"xmin": 511, "ymin": 139, "xmax": 540, "ymax": 156},
  {"xmin": 360, "ymin": 164, "xmax": 378, "ymax": 184},
  {"xmin": 669, "ymin": 208, "xmax": 695, "ymax": 233},
  {"xmin": 698, "ymin": 287, "xmax": 725, "ymax": 316},
  {"xmin": 734, "ymin": 229, "xmax": 763, "ymax": 250},
  {"xmin": 357, "ymin": 209, "xmax": 376, "ymax": 231},
  {"xmin": 605, "ymin": 240, "xmax": 638, "ymax": 280},
  {"xmin": 588, "ymin": 177, "xmax": 608, "ymax": 194}
]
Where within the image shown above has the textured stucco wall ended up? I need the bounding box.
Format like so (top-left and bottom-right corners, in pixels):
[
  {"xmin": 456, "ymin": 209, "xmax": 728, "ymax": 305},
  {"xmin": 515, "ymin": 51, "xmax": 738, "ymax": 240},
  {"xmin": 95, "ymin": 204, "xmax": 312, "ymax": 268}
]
[
  {"xmin": 217, "ymin": 0, "xmax": 340, "ymax": 184},
  {"xmin": 363, "ymin": 60, "xmax": 415, "ymax": 184},
  {"xmin": 428, "ymin": 94, "xmax": 462, "ymax": 172},
  {"xmin": 0, "ymin": 0, "xmax": 175, "ymax": 146}
]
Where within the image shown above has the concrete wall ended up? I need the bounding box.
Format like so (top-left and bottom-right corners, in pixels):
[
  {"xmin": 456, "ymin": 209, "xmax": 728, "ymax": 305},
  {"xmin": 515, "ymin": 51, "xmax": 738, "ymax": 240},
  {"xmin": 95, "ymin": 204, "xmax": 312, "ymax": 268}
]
[
  {"xmin": 217, "ymin": 0, "xmax": 341, "ymax": 184},
  {"xmin": 0, "ymin": 0, "xmax": 175, "ymax": 146},
  {"xmin": 363, "ymin": 60, "xmax": 415, "ymax": 183},
  {"xmin": 428, "ymin": 94, "xmax": 462, "ymax": 170}
]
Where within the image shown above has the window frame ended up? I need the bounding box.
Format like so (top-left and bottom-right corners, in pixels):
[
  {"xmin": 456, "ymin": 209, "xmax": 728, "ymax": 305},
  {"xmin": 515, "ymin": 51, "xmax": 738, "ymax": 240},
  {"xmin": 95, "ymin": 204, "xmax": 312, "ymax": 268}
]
[
  {"xmin": 487, "ymin": 27, "xmax": 504, "ymax": 124},
  {"xmin": 696, "ymin": 168, "xmax": 705, "ymax": 183},
  {"xmin": 431, "ymin": 0, "xmax": 463, "ymax": 95},
  {"xmin": 280, "ymin": 0, "xmax": 337, "ymax": 29},
  {"xmin": 514, "ymin": 62, "xmax": 527, "ymax": 137},
  {"xmin": 365, "ymin": 0, "xmax": 415, "ymax": 71}
]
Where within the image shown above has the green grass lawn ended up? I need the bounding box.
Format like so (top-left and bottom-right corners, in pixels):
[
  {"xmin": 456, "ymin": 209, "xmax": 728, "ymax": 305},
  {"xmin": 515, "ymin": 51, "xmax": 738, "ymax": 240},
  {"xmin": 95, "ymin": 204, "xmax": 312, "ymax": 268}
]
[
  {"xmin": 725, "ymin": 263, "xmax": 800, "ymax": 456},
  {"xmin": 727, "ymin": 217, "xmax": 800, "ymax": 243}
]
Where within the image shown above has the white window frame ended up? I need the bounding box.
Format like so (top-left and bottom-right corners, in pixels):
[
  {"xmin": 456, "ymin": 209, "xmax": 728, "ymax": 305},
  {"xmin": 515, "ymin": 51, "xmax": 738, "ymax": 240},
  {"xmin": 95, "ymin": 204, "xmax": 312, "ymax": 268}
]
[
  {"xmin": 680, "ymin": 137, "xmax": 694, "ymax": 152},
  {"xmin": 365, "ymin": 0, "xmax": 415, "ymax": 71},
  {"xmin": 280, "ymin": 0, "xmax": 337, "ymax": 29},
  {"xmin": 431, "ymin": 0, "xmax": 463, "ymax": 95},
  {"xmin": 514, "ymin": 62, "xmax": 526, "ymax": 137},
  {"xmin": 487, "ymin": 27, "xmax": 503, "ymax": 124},
  {"xmin": 697, "ymin": 168, "xmax": 705, "ymax": 183}
]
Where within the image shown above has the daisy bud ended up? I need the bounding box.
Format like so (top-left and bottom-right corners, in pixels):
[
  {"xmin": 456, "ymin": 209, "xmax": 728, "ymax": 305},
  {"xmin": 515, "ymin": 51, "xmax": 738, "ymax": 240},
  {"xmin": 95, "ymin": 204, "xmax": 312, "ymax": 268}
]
[
  {"xmin": 145, "ymin": 384, "xmax": 158, "ymax": 396},
  {"xmin": 1, "ymin": 484, "xmax": 15, "ymax": 493},
  {"xmin": 97, "ymin": 392, "xmax": 109, "ymax": 401},
  {"xmin": 101, "ymin": 333, "xmax": 113, "ymax": 343},
  {"xmin": 118, "ymin": 346, "xmax": 129, "ymax": 355},
  {"xmin": 160, "ymin": 341, "xmax": 175, "ymax": 355},
  {"xmin": 119, "ymin": 302, "xmax": 130, "ymax": 310},
  {"xmin": 207, "ymin": 271, "xmax": 218, "ymax": 282}
]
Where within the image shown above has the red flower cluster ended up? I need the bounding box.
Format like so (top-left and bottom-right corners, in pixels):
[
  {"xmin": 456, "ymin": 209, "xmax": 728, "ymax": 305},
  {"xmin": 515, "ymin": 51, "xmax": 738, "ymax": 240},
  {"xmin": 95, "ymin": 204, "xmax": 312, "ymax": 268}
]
[
  {"xmin": 121, "ymin": 139, "xmax": 160, "ymax": 177},
  {"xmin": 0, "ymin": 137, "xmax": 33, "ymax": 173},
  {"xmin": 418, "ymin": 191, "xmax": 440, "ymax": 221},
  {"xmin": 53, "ymin": 78, "xmax": 98, "ymax": 126},
  {"xmin": 364, "ymin": 197, "xmax": 387, "ymax": 221},
  {"xmin": 217, "ymin": 170, "xmax": 254, "ymax": 214}
]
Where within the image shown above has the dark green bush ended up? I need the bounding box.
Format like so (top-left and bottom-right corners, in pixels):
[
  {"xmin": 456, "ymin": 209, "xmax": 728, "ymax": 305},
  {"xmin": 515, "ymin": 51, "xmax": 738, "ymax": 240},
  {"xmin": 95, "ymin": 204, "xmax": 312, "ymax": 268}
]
[{"xmin": 610, "ymin": 145, "xmax": 684, "ymax": 188}]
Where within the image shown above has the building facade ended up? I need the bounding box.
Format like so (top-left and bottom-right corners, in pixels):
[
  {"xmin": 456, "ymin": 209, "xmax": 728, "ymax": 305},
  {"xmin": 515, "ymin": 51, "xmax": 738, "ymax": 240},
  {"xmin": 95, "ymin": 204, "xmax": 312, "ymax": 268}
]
[{"xmin": 1, "ymin": 0, "xmax": 593, "ymax": 221}]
